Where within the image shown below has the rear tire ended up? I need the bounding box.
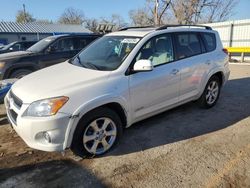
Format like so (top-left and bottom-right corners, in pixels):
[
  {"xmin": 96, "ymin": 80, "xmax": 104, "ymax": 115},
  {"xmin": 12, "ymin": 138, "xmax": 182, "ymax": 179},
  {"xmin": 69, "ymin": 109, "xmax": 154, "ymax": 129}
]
[
  {"xmin": 9, "ymin": 69, "xmax": 32, "ymax": 79},
  {"xmin": 197, "ymin": 75, "xmax": 221, "ymax": 109},
  {"xmin": 71, "ymin": 107, "xmax": 123, "ymax": 158}
]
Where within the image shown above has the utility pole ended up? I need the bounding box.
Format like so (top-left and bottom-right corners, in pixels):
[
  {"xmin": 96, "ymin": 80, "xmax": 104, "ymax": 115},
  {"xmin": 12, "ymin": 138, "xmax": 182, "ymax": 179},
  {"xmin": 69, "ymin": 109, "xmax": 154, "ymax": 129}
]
[
  {"xmin": 23, "ymin": 4, "xmax": 27, "ymax": 23},
  {"xmin": 154, "ymin": 0, "xmax": 159, "ymax": 26}
]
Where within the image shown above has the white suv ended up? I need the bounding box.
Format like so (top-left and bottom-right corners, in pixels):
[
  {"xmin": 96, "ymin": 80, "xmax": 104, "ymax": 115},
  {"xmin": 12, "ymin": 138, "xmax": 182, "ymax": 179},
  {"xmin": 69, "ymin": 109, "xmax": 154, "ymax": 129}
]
[{"xmin": 5, "ymin": 25, "xmax": 230, "ymax": 157}]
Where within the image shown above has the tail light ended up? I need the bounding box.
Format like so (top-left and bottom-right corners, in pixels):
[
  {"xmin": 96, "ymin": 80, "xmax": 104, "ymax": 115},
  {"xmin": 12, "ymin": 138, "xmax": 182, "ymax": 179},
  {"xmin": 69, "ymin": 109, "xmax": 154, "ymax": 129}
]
[{"xmin": 222, "ymin": 48, "xmax": 228, "ymax": 55}]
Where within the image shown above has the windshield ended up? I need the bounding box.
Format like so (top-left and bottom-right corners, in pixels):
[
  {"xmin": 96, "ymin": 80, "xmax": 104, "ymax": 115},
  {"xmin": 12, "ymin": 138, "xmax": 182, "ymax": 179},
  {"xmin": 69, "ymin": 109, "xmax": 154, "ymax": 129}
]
[
  {"xmin": 27, "ymin": 36, "xmax": 57, "ymax": 52},
  {"xmin": 71, "ymin": 36, "xmax": 141, "ymax": 71}
]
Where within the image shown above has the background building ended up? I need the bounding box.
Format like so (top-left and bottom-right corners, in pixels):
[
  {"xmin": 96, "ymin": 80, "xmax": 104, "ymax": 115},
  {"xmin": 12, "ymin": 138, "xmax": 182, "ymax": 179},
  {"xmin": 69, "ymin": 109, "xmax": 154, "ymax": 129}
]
[
  {"xmin": 205, "ymin": 19, "xmax": 250, "ymax": 47},
  {"xmin": 0, "ymin": 21, "xmax": 92, "ymax": 45}
]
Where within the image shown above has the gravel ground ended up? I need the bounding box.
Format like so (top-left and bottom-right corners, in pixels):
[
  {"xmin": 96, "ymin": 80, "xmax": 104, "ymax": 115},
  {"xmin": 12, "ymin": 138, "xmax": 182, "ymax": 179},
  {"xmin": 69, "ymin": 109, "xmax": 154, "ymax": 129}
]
[{"xmin": 0, "ymin": 64, "xmax": 250, "ymax": 188}]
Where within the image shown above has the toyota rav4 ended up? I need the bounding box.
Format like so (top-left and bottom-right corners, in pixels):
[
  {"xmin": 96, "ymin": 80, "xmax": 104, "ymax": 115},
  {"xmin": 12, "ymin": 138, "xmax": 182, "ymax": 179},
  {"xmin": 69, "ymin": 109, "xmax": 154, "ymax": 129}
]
[{"xmin": 5, "ymin": 25, "xmax": 230, "ymax": 157}]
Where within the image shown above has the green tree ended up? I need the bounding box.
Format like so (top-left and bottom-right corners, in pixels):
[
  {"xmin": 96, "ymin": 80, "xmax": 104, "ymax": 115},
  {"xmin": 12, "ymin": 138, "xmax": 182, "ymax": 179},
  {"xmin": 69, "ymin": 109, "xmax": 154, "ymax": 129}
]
[{"xmin": 16, "ymin": 10, "xmax": 36, "ymax": 23}]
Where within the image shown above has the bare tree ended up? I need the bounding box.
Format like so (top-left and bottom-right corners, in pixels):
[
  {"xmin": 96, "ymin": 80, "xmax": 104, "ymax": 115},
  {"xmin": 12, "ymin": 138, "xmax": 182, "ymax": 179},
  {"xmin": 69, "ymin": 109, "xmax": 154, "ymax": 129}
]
[
  {"xmin": 58, "ymin": 8, "xmax": 85, "ymax": 25},
  {"xmin": 129, "ymin": 0, "xmax": 236, "ymax": 26},
  {"xmin": 129, "ymin": 0, "xmax": 171, "ymax": 26},
  {"xmin": 203, "ymin": 0, "xmax": 236, "ymax": 23},
  {"xmin": 147, "ymin": 0, "xmax": 172, "ymax": 26},
  {"xmin": 129, "ymin": 8, "xmax": 154, "ymax": 26},
  {"xmin": 110, "ymin": 14, "xmax": 128, "ymax": 29},
  {"xmin": 16, "ymin": 10, "xmax": 35, "ymax": 23},
  {"xmin": 170, "ymin": 0, "xmax": 236, "ymax": 24},
  {"xmin": 100, "ymin": 14, "xmax": 128, "ymax": 30},
  {"xmin": 84, "ymin": 18, "xmax": 99, "ymax": 32}
]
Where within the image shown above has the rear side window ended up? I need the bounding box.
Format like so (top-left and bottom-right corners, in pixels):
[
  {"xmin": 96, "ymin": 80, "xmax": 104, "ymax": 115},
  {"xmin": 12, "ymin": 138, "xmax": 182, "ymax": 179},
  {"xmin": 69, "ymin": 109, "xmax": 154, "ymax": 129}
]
[
  {"xmin": 201, "ymin": 33, "xmax": 216, "ymax": 52},
  {"xmin": 175, "ymin": 33, "xmax": 202, "ymax": 59}
]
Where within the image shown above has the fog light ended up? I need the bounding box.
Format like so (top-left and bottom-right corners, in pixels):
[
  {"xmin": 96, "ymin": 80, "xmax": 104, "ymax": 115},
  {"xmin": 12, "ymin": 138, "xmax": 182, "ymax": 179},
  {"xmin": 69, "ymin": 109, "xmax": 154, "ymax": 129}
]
[{"xmin": 43, "ymin": 132, "xmax": 51, "ymax": 143}]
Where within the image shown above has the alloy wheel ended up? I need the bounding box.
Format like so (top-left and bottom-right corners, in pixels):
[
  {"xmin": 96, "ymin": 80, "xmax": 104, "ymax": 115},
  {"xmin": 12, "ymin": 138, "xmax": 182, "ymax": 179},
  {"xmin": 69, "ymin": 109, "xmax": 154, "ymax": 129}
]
[
  {"xmin": 83, "ymin": 117, "xmax": 117, "ymax": 155},
  {"xmin": 205, "ymin": 81, "xmax": 219, "ymax": 105}
]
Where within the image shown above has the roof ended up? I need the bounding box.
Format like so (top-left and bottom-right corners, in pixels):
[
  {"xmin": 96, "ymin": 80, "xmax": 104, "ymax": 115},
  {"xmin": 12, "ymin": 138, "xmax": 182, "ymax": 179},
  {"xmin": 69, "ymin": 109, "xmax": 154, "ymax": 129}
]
[
  {"xmin": 107, "ymin": 28, "xmax": 155, "ymax": 37},
  {"xmin": 0, "ymin": 21, "xmax": 92, "ymax": 34},
  {"xmin": 107, "ymin": 25, "xmax": 213, "ymax": 37}
]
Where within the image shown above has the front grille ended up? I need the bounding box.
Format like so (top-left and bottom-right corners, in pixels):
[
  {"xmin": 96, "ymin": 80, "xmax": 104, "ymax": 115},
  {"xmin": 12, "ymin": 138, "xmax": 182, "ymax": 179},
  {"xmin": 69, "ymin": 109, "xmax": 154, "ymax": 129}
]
[
  {"xmin": 9, "ymin": 90, "xmax": 23, "ymax": 109},
  {"xmin": 8, "ymin": 109, "xmax": 17, "ymax": 124}
]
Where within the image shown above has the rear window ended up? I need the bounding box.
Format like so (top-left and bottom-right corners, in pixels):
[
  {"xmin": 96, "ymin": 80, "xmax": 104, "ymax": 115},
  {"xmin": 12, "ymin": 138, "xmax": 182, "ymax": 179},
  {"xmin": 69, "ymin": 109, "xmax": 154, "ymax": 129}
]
[
  {"xmin": 201, "ymin": 33, "xmax": 216, "ymax": 52},
  {"xmin": 175, "ymin": 33, "xmax": 202, "ymax": 59}
]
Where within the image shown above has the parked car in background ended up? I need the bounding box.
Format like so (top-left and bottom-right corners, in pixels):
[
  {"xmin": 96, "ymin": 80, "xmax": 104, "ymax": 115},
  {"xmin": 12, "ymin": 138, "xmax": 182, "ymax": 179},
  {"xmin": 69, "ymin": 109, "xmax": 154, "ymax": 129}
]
[
  {"xmin": 0, "ymin": 41, "xmax": 37, "ymax": 54},
  {"xmin": 4, "ymin": 25, "xmax": 230, "ymax": 157},
  {"xmin": 0, "ymin": 34, "xmax": 100, "ymax": 79},
  {"xmin": 0, "ymin": 79, "xmax": 17, "ymax": 102}
]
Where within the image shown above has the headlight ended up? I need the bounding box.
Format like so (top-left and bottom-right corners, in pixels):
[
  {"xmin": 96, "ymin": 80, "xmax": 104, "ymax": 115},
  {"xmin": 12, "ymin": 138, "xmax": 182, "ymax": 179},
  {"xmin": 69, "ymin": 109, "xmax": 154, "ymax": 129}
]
[
  {"xmin": 0, "ymin": 62, "xmax": 5, "ymax": 69},
  {"xmin": 25, "ymin": 96, "xmax": 69, "ymax": 117}
]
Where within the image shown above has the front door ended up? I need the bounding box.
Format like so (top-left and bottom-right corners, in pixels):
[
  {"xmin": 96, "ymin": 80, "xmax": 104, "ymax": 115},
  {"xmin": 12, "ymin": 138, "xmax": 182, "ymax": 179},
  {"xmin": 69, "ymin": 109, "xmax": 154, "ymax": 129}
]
[{"xmin": 129, "ymin": 34, "xmax": 180, "ymax": 121}]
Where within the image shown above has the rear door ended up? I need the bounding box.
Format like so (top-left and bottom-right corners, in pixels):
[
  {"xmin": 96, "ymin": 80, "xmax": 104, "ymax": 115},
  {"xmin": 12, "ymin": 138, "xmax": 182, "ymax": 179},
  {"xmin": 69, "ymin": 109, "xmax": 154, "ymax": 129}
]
[{"xmin": 174, "ymin": 32, "xmax": 208, "ymax": 101}]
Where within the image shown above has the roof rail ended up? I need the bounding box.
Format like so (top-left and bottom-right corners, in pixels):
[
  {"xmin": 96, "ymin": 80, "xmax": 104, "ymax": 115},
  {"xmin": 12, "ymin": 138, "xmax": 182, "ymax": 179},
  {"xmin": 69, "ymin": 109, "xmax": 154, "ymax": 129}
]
[
  {"xmin": 119, "ymin": 26, "xmax": 155, "ymax": 31},
  {"xmin": 156, "ymin": 24, "xmax": 212, "ymax": 30}
]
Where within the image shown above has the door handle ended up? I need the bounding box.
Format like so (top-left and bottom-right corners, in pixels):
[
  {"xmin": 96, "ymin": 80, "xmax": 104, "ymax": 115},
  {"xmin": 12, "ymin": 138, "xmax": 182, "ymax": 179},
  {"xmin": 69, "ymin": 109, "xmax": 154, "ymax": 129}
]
[{"xmin": 171, "ymin": 69, "xmax": 179, "ymax": 75}]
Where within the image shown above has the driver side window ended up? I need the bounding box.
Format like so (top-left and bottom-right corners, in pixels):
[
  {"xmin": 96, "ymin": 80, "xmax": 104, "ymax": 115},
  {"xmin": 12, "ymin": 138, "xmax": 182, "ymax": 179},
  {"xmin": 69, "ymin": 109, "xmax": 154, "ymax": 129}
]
[
  {"xmin": 49, "ymin": 38, "xmax": 74, "ymax": 52},
  {"xmin": 135, "ymin": 34, "xmax": 174, "ymax": 67}
]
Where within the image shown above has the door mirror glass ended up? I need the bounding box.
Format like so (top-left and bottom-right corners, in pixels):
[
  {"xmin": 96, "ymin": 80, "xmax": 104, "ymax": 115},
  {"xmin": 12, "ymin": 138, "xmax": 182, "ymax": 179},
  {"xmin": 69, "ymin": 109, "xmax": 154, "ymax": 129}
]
[{"xmin": 133, "ymin": 59, "xmax": 153, "ymax": 72}]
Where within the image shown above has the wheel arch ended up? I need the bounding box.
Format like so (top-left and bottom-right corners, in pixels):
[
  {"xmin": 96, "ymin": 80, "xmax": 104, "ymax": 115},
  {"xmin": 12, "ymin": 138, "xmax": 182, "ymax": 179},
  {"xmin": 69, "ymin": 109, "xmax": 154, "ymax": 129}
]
[
  {"xmin": 197, "ymin": 67, "xmax": 225, "ymax": 98},
  {"xmin": 4, "ymin": 63, "xmax": 39, "ymax": 79},
  {"xmin": 64, "ymin": 97, "xmax": 129, "ymax": 149}
]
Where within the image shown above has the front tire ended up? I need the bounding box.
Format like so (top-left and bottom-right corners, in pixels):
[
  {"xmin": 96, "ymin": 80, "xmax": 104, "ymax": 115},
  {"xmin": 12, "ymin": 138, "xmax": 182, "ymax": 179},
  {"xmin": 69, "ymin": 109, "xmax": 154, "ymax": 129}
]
[
  {"xmin": 197, "ymin": 76, "xmax": 221, "ymax": 108},
  {"xmin": 71, "ymin": 107, "xmax": 123, "ymax": 158}
]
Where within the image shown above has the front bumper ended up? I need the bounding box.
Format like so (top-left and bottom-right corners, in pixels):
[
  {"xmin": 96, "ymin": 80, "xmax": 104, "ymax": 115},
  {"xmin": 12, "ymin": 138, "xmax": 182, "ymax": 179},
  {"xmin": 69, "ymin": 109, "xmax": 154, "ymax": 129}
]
[{"xmin": 5, "ymin": 92, "xmax": 71, "ymax": 152}]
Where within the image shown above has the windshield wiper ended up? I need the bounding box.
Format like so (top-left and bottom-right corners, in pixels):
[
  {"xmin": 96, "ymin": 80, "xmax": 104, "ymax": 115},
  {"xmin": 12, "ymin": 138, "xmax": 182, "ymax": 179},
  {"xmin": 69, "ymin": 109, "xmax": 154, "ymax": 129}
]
[
  {"xmin": 75, "ymin": 55, "xmax": 87, "ymax": 68},
  {"xmin": 84, "ymin": 62, "xmax": 100, "ymax": 70},
  {"xmin": 74, "ymin": 55, "xmax": 99, "ymax": 70}
]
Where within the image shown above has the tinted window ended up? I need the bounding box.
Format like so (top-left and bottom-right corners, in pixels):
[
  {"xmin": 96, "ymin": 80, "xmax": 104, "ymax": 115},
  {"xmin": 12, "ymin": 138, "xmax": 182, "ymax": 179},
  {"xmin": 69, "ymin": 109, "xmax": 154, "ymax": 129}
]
[
  {"xmin": 135, "ymin": 34, "xmax": 174, "ymax": 66},
  {"xmin": 50, "ymin": 38, "xmax": 75, "ymax": 52},
  {"xmin": 202, "ymin": 33, "xmax": 216, "ymax": 52},
  {"xmin": 175, "ymin": 33, "xmax": 202, "ymax": 59},
  {"xmin": 23, "ymin": 42, "xmax": 36, "ymax": 49},
  {"xmin": 74, "ymin": 37, "xmax": 96, "ymax": 50}
]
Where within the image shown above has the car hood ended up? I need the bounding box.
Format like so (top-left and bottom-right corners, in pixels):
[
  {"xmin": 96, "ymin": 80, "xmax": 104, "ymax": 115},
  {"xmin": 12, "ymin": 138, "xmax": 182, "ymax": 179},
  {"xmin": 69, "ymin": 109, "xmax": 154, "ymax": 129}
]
[
  {"xmin": 11, "ymin": 62, "xmax": 111, "ymax": 103},
  {"xmin": 0, "ymin": 51, "xmax": 35, "ymax": 60}
]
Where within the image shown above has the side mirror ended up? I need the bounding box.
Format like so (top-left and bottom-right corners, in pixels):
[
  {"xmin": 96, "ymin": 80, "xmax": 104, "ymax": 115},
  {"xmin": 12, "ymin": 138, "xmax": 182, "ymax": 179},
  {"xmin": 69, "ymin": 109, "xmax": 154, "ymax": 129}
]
[
  {"xmin": 46, "ymin": 46, "xmax": 55, "ymax": 53},
  {"xmin": 133, "ymin": 59, "xmax": 153, "ymax": 72},
  {"xmin": 9, "ymin": 47, "xmax": 13, "ymax": 51}
]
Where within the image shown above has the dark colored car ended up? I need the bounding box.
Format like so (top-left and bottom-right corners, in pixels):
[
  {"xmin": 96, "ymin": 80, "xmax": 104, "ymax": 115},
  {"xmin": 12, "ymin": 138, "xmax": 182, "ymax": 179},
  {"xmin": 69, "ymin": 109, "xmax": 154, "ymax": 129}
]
[
  {"xmin": 0, "ymin": 34, "xmax": 100, "ymax": 79},
  {"xmin": 0, "ymin": 41, "xmax": 37, "ymax": 54}
]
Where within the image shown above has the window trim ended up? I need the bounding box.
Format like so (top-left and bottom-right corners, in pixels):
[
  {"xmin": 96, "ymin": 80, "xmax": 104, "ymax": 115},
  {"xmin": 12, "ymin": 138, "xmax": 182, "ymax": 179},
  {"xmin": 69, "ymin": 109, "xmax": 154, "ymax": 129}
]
[
  {"xmin": 200, "ymin": 32, "xmax": 217, "ymax": 53},
  {"xmin": 126, "ymin": 33, "xmax": 175, "ymax": 75},
  {"xmin": 125, "ymin": 31, "xmax": 217, "ymax": 76},
  {"xmin": 173, "ymin": 31, "xmax": 204, "ymax": 61}
]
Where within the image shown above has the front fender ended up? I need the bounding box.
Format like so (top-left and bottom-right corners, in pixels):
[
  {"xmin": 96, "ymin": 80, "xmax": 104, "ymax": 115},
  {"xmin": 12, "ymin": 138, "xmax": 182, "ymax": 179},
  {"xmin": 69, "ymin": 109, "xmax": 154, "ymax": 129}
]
[{"xmin": 63, "ymin": 94, "xmax": 129, "ymax": 149}]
